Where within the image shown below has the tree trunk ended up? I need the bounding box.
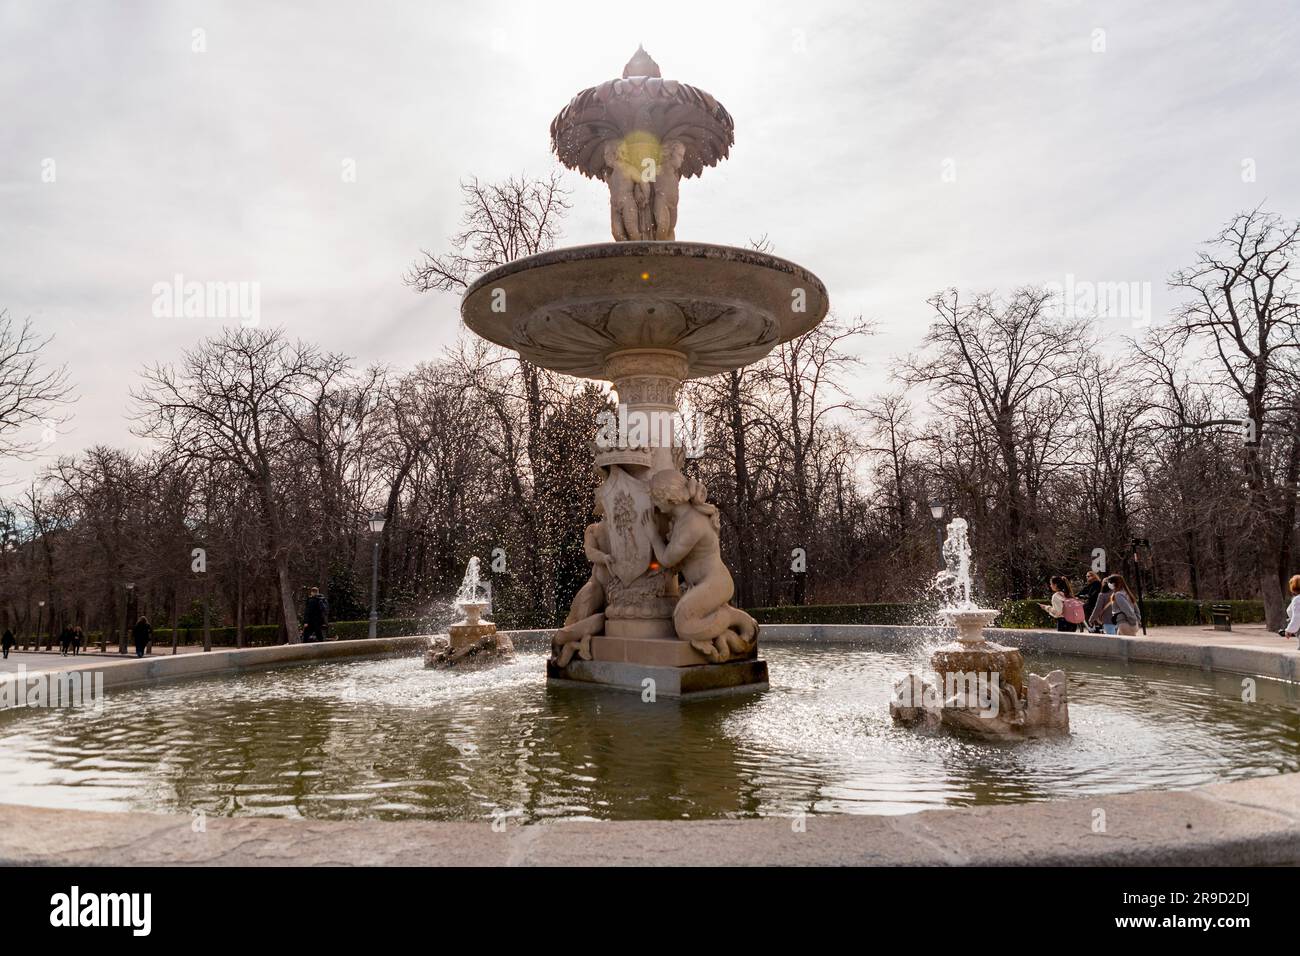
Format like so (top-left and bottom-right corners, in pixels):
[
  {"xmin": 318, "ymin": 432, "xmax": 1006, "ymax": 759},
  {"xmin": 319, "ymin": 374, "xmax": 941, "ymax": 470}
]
[
  {"xmin": 1274, "ymin": 410, "xmax": 1300, "ymax": 616},
  {"xmin": 728, "ymin": 372, "xmax": 754, "ymax": 608},
  {"xmin": 236, "ymin": 565, "xmax": 245, "ymax": 649},
  {"xmin": 170, "ymin": 585, "xmax": 179, "ymax": 655},
  {"xmin": 276, "ymin": 547, "xmax": 298, "ymax": 643}
]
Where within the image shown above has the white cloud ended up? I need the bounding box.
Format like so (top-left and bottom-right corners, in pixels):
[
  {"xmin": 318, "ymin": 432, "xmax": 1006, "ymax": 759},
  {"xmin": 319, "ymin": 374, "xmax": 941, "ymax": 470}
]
[{"xmin": 1, "ymin": 0, "xmax": 1297, "ymax": 485}]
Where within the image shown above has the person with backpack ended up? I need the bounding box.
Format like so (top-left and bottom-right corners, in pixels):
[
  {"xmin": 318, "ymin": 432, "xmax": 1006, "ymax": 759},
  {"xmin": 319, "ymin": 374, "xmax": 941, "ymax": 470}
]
[
  {"xmin": 1078, "ymin": 570, "xmax": 1105, "ymax": 633},
  {"xmin": 1089, "ymin": 574, "xmax": 1142, "ymax": 636},
  {"xmin": 1040, "ymin": 576, "xmax": 1085, "ymax": 632}
]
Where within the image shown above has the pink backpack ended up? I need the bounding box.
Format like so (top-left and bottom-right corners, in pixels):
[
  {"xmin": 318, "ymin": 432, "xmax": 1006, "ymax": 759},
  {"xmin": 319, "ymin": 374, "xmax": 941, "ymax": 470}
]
[{"xmin": 1062, "ymin": 597, "xmax": 1086, "ymax": 624}]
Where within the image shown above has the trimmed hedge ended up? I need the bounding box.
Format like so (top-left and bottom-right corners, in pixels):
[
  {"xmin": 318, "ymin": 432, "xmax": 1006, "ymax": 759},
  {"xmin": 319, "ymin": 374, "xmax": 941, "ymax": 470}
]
[
  {"xmin": 997, "ymin": 598, "xmax": 1265, "ymax": 629},
  {"xmin": 749, "ymin": 604, "xmax": 933, "ymax": 626},
  {"xmin": 151, "ymin": 618, "xmax": 426, "ymax": 647},
  {"xmin": 72, "ymin": 597, "xmax": 1267, "ymax": 648},
  {"xmin": 1146, "ymin": 598, "xmax": 1264, "ymax": 627},
  {"xmin": 750, "ymin": 599, "xmax": 1267, "ymax": 630}
]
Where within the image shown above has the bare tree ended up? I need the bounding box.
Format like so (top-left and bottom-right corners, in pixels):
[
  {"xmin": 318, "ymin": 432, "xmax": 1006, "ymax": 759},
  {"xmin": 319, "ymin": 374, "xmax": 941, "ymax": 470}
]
[
  {"xmin": 901, "ymin": 288, "xmax": 1087, "ymax": 595},
  {"xmin": 132, "ymin": 327, "xmax": 349, "ymax": 642},
  {"xmin": 1161, "ymin": 208, "xmax": 1300, "ymax": 626},
  {"xmin": 0, "ymin": 310, "xmax": 72, "ymax": 462},
  {"xmin": 404, "ymin": 172, "xmax": 570, "ymax": 293},
  {"xmin": 757, "ymin": 315, "xmax": 873, "ymax": 602}
]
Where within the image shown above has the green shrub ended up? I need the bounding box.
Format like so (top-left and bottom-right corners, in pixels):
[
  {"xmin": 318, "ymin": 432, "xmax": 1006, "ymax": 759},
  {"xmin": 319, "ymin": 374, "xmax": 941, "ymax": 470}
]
[
  {"xmin": 748, "ymin": 603, "xmax": 934, "ymax": 626},
  {"xmin": 994, "ymin": 600, "xmax": 1053, "ymax": 629},
  {"xmin": 151, "ymin": 618, "xmax": 427, "ymax": 647},
  {"xmin": 1039, "ymin": 598, "xmax": 1266, "ymax": 628},
  {"xmin": 751, "ymin": 598, "xmax": 1267, "ymax": 630},
  {"xmin": 324, "ymin": 618, "xmax": 425, "ymax": 640},
  {"xmin": 995, "ymin": 597, "xmax": 1266, "ymax": 629}
]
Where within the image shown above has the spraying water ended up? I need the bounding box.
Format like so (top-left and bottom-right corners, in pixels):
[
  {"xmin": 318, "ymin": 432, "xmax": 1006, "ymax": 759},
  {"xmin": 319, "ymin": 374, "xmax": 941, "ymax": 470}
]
[
  {"xmin": 934, "ymin": 517, "xmax": 977, "ymax": 610},
  {"xmin": 453, "ymin": 557, "xmax": 491, "ymax": 621}
]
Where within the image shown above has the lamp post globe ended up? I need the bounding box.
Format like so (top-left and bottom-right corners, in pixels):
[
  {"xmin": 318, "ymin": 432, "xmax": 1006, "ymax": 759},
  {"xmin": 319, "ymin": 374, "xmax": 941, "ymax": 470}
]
[
  {"xmin": 368, "ymin": 514, "xmax": 385, "ymax": 639},
  {"xmin": 930, "ymin": 501, "xmax": 946, "ymax": 565}
]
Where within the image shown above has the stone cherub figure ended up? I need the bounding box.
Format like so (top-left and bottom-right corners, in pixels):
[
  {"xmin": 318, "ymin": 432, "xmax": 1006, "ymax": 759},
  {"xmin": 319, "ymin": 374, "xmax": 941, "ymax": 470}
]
[
  {"xmin": 552, "ymin": 499, "xmax": 613, "ymax": 666},
  {"xmin": 603, "ymin": 137, "xmax": 685, "ymax": 241},
  {"xmin": 646, "ymin": 469, "xmax": 758, "ymax": 663},
  {"xmin": 651, "ymin": 139, "xmax": 685, "ymax": 240},
  {"xmin": 603, "ymin": 140, "xmax": 641, "ymax": 242}
]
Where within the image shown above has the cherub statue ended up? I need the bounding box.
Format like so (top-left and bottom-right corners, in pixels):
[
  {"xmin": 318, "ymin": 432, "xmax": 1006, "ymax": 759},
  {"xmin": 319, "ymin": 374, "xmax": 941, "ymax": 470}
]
[
  {"xmin": 603, "ymin": 140, "xmax": 641, "ymax": 242},
  {"xmin": 552, "ymin": 500, "xmax": 612, "ymax": 666},
  {"xmin": 651, "ymin": 140, "xmax": 685, "ymax": 240},
  {"xmin": 646, "ymin": 469, "xmax": 758, "ymax": 663}
]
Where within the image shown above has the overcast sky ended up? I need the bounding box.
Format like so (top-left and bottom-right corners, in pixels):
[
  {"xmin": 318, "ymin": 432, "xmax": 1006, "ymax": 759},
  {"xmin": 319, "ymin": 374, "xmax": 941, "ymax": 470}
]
[{"xmin": 2, "ymin": 0, "xmax": 1297, "ymax": 489}]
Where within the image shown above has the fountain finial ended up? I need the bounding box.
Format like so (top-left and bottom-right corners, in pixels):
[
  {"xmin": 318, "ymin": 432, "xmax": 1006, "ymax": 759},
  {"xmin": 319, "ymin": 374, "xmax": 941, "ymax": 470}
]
[
  {"xmin": 623, "ymin": 44, "xmax": 661, "ymax": 78},
  {"xmin": 550, "ymin": 46, "xmax": 734, "ymax": 240}
]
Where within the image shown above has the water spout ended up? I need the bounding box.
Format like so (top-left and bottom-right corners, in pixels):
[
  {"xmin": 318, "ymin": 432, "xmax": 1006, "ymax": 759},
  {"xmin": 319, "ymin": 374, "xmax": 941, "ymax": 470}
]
[
  {"xmin": 453, "ymin": 557, "xmax": 491, "ymax": 626},
  {"xmin": 934, "ymin": 517, "xmax": 977, "ymax": 610}
]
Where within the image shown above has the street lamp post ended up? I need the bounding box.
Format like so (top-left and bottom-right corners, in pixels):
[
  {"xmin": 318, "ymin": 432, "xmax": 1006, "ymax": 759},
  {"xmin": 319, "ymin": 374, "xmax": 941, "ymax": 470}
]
[
  {"xmin": 1129, "ymin": 538, "xmax": 1151, "ymax": 636},
  {"xmin": 929, "ymin": 500, "xmax": 947, "ymax": 565},
  {"xmin": 368, "ymin": 514, "xmax": 386, "ymax": 639},
  {"xmin": 36, "ymin": 600, "xmax": 45, "ymax": 652}
]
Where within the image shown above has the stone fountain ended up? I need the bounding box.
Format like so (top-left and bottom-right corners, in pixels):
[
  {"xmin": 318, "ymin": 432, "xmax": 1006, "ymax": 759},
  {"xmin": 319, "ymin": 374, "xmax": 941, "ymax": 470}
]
[
  {"xmin": 460, "ymin": 47, "xmax": 829, "ymax": 697},
  {"xmin": 425, "ymin": 557, "xmax": 514, "ymax": 668},
  {"xmin": 890, "ymin": 518, "xmax": 1070, "ymax": 739}
]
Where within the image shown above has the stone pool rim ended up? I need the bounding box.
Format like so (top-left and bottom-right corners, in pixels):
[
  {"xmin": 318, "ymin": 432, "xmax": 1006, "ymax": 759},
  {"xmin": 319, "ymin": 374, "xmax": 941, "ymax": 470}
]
[{"xmin": 4, "ymin": 624, "xmax": 1300, "ymax": 866}]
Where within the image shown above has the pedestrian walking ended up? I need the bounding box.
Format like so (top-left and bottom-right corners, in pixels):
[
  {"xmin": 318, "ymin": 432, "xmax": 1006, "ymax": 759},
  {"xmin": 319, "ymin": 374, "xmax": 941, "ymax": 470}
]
[
  {"xmin": 1078, "ymin": 570, "xmax": 1105, "ymax": 633},
  {"xmin": 1089, "ymin": 574, "xmax": 1142, "ymax": 636},
  {"xmin": 302, "ymin": 587, "xmax": 328, "ymax": 643},
  {"xmin": 1282, "ymin": 575, "xmax": 1300, "ymax": 642},
  {"xmin": 1, "ymin": 628, "xmax": 14, "ymax": 659},
  {"xmin": 132, "ymin": 616, "xmax": 152, "ymax": 658},
  {"xmin": 1039, "ymin": 575, "xmax": 1086, "ymax": 632}
]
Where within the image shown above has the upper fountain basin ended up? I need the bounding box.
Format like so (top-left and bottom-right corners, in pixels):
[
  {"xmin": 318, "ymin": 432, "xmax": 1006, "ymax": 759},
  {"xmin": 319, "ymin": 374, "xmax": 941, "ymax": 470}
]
[{"xmin": 461, "ymin": 242, "xmax": 829, "ymax": 380}]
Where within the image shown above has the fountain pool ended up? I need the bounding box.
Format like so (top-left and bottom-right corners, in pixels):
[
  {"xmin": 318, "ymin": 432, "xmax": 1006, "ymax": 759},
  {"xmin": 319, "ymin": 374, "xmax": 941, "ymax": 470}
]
[{"xmin": 2, "ymin": 644, "xmax": 1297, "ymax": 822}]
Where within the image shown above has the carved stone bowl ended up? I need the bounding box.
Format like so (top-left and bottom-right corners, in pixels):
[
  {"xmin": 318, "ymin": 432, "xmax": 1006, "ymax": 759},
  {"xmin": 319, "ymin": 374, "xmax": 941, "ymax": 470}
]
[{"xmin": 461, "ymin": 242, "xmax": 830, "ymax": 380}]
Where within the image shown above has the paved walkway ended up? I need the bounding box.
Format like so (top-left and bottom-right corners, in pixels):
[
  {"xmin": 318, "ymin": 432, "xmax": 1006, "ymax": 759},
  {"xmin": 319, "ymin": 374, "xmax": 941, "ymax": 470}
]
[
  {"xmin": 2, "ymin": 643, "xmax": 214, "ymax": 675},
  {"xmin": 1097, "ymin": 622, "xmax": 1296, "ymax": 652}
]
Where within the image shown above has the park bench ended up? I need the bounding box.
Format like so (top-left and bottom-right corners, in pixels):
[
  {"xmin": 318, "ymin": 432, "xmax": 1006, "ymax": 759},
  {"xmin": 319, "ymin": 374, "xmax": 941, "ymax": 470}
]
[{"xmin": 1210, "ymin": 603, "xmax": 1232, "ymax": 631}]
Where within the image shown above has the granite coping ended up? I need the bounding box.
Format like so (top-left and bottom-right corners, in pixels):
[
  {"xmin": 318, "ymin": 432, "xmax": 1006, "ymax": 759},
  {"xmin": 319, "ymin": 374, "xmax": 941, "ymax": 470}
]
[
  {"xmin": 5, "ymin": 623, "xmax": 1298, "ymax": 713},
  {"xmin": 5, "ymin": 623, "xmax": 1300, "ymax": 866},
  {"xmin": 2, "ymin": 772, "xmax": 1298, "ymax": 866}
]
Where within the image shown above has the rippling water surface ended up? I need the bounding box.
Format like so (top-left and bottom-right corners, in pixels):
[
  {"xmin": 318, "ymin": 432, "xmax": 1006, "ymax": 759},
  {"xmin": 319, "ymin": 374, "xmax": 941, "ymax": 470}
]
[{"xmin": 2, "ymin": 645, "xmax": 1298, "ymax": 821}]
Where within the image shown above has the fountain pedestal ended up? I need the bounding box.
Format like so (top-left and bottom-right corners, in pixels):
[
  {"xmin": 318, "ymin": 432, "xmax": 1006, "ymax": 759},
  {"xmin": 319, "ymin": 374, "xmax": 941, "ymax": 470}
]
[
  {"xmin": 891, "ymin": 520, "xmax": 1070, "ymax": 739},
  {"xmin": 547, "ymin": 657, "xmax": 768, "ymax": 699},
  {"xmin": 459, "ymin": 50, "xmax": 828, "ymax": 699},
  {"xmin": 425, "ymin": 576, "xmax": 514, "ymax": 669},
  {"xmin": 931, "ymin": 609, "xmax": 1027, "ymax": 700},
  {"xmin": 891, "ymin": 608, "xmax": 1070, "ymax": 740},
  {"xmin": 448, "ymin": 602, "xmax": 499, "ymax": 649}
]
